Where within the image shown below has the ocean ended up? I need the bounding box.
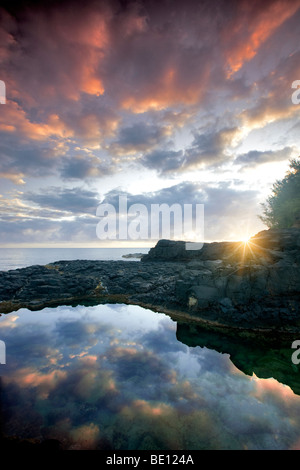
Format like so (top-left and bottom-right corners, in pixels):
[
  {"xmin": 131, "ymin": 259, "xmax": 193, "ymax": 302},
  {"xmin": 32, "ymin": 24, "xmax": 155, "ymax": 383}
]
[{"xmin": 0, "ymin": 247, "xmax": 150, "ymax": 271}]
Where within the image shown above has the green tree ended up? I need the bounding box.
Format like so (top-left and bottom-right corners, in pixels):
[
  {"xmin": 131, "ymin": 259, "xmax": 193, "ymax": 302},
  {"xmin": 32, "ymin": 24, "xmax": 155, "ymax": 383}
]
[{"xmin": 259, "ymin": 157, "xmax": 300, "ymax": 228}]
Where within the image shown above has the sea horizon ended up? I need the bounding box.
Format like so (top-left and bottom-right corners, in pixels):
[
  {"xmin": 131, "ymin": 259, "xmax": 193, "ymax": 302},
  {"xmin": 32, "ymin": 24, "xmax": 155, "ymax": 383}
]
[{"xmin": 0, "ymin": 247, "xmax": 150, "ymax": 271}]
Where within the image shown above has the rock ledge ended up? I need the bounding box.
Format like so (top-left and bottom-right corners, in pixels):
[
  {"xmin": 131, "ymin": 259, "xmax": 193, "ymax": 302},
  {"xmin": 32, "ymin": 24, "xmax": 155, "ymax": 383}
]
[{"xmin": 0, "ymin": 228, "xmax": 299, "ymax": 332}]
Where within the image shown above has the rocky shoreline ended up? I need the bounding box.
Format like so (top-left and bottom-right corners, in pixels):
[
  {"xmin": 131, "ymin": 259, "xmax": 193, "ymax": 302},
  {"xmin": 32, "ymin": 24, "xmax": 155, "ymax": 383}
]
[{"xmin": 0, "ymin": 227, "xmax": 299, "ymax": 332}]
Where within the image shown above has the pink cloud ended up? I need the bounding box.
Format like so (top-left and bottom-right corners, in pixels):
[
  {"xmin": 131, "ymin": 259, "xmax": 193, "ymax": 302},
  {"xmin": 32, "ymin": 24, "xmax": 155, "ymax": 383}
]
[{"xmin": 223, "ymin": 0, "xmax": 300, "ymax": 77}]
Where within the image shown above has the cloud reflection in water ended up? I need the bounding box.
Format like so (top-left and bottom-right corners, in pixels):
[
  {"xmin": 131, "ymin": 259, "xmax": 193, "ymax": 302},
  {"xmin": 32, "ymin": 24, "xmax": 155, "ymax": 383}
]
[{"xmin": 0, "ymin": 303, "xmax": 300, "ymax": 450}]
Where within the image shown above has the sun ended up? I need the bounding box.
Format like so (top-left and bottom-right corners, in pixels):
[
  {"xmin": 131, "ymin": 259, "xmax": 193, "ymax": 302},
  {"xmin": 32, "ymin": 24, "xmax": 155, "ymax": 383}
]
[{"xmin": 241, "ymin": 235, "xmax": 251, "ymax": 244}]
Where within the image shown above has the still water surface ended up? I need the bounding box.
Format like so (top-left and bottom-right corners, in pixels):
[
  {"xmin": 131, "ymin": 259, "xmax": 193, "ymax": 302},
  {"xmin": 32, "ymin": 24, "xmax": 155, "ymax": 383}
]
[{"xmin": 0, "ymin": 303, "xmax": 300, "ymax": 450}]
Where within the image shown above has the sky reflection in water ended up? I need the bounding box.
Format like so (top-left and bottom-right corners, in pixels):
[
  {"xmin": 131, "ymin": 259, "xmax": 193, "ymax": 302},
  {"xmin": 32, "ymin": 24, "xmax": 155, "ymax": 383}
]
[{"xmin": 1, "ymin": 304, "xmax": 300, "ymax": 450}]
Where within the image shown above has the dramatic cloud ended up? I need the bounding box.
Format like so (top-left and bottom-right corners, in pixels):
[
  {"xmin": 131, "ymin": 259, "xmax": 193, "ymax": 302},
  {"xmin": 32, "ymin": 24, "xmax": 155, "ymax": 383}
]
[{"xmin": 0, "ymin": 0, "xmax": 299, "ymax": 244}]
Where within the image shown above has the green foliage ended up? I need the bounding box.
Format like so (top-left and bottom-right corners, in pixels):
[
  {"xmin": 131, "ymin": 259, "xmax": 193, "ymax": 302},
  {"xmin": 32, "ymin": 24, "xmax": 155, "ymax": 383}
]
[{"xmin": 259, "ymin": 157, "xmax": 300, "ymax": 228}]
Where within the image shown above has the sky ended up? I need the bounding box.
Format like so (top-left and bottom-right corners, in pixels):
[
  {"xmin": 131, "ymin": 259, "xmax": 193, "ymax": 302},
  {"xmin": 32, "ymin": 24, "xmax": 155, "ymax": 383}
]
[{"xmin": 0, "ymin": 0, "xmax": 300, "ymax": 247}]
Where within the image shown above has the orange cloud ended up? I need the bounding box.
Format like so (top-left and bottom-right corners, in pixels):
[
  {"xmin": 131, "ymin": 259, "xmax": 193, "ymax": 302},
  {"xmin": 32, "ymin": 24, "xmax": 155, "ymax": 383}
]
[
  {"xmin": 0, "ymin": 101, "xmax": 73, "ymax": 142},
  {"xmin": 78, "ymin": 354, "xmax": 98, "ymax": 363},
  {"xmin": 225, "ymin": 1, "xmax": 300, "ymax": 77},
  {"xmin": 239, "ymin": 100, "xmax": 299, "ymax": 133},
  {"xmin": 121, "ymin": 84, "xmax": 205, "ymax": 114},
  {"xmin": 81, "ymin": 77, "xmax": 105, "ymax": 97},
  {"xmin": 113, "ymin": 346, "xmax": 138, "ymax": 357},
  {"xmin": 0, "ymin": 314, "xmax": 19, "ymax": 329},
  {"xmin": 5, "ymin": 366, "xmax": 67, "ymax": 399},
  {"xmin": 70, "ymin": 113, "xmax": 119, "ymax": 146},
  {"xmin": 121, "ymin": 63, "xmax": 211, "ymax": 113},
  {"xmin": 121, "ymin": 399, "xmax": 172, "ymax": 419},
  {"xmin": 250, "ymin": 374, "xmax": 300, "ymax": 403}
]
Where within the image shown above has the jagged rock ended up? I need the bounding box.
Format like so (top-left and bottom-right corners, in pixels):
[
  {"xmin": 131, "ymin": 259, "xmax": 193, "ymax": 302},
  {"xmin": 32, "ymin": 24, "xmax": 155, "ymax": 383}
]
[
  {"xmin": 141, "ymin": 239, "xmax": 193, "ymax": 261},
  {"xmin": 122, "ymin": 253, "xmax": 145, "ymax": 259},
  {"xmin": 249, "ymin": 227, "xmax": 300, "ymax": 252},
  {"xmin": 0, "ymin": 228, "xmax": 299, "ymax": 331}
]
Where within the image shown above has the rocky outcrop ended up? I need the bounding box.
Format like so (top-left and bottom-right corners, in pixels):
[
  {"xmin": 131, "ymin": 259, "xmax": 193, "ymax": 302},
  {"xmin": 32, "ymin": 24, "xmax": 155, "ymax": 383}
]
[
  {"xmin": 0, "ymin": 228, "xmax": 299, "ymax": 332},
  {"xmin": 122, "ymin": 253, "xmax": 145, "ymax": 259},
  {"xmin": 142, "ymin": 228, "xmax": 300, "ymax": 330},
  {"xmin": 142, "ymin": 228, "xmax": 300, "ymax": 263}
]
